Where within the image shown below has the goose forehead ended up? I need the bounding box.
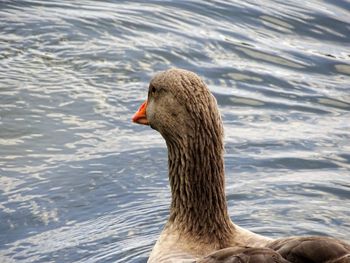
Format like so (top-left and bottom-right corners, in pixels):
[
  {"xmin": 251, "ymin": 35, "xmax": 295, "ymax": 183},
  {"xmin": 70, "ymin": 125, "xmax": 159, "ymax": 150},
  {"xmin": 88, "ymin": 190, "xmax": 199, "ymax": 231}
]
[
  {"xmin": 150, "ymin": 69, "xmax": 198, "ymax": 88},
  {"xmin": 150, "ymin": 71, "xmax": 178, "ymax": 89}
]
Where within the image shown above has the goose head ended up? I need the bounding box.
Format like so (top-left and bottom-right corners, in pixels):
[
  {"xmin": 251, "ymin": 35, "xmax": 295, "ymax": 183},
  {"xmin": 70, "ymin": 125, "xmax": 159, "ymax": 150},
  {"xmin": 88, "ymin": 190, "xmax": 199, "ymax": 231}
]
[{"xmin": 132, "ymin": 68, "xmax": 223, "ymax": 144}]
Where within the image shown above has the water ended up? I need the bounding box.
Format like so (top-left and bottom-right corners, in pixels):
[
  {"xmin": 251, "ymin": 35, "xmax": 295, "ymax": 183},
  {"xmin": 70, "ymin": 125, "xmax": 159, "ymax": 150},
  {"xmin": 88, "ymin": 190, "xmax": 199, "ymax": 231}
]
[{"xmin": 0, "ymin": 0, "xmax": 349, "ymax": 262}]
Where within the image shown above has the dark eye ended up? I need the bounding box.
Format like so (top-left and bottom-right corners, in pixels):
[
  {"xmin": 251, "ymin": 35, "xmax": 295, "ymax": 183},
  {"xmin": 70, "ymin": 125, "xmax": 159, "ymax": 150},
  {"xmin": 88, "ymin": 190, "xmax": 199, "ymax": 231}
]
[{"xmin": 151, "ymin": 86, "xmax": 156, "ymax": 93}]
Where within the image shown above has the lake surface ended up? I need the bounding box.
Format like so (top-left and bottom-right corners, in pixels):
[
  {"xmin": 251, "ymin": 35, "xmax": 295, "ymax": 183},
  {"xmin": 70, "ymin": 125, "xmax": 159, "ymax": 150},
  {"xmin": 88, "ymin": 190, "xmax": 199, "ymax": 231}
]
[{"xmin": 0, "ymin": 0, "xmax": 350, "ymax": 262}]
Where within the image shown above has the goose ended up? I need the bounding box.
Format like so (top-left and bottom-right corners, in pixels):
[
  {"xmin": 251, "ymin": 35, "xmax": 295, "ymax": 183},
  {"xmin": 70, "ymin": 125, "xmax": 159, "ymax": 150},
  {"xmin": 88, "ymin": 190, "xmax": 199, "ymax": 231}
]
[{"xmin": 132, "ymin": 68, "xmax": 350, "ymax": 263}]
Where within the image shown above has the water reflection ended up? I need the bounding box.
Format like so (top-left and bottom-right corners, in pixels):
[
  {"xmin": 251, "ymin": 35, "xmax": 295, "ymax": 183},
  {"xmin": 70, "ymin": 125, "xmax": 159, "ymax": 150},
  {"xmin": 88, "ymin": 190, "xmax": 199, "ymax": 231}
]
[{"xmin": 0, "ymin": 0, "xmax": 349, "ymax": 262}]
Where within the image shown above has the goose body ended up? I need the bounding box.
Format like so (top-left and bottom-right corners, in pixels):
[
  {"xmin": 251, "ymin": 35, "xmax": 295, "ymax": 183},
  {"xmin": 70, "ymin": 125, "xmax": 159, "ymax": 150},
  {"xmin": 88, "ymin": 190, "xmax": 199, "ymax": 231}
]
[
  {"xmin": 132, "ymin": 68, "xmax": 350, "ymax": 263},
  {"xmin": 148, "ymin": 224, "xmax": 272, "ymax": 262}
]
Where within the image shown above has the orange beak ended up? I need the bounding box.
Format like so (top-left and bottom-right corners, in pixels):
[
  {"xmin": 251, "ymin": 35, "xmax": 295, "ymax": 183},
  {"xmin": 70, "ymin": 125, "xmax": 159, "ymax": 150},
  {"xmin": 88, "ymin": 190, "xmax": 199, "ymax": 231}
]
[{"xmin": 132, "ymin": 101, "xmax": 149, "ymax": 125}]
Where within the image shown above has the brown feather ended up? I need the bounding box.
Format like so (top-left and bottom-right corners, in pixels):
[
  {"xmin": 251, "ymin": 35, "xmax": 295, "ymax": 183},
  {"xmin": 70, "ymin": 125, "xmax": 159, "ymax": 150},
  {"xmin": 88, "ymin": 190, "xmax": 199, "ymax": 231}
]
[
  {"xmin": 268, "ymin": 237, "xmax": 350, "ymax": 263},
  {"xmin": 197, "ymin": 247, "xmax": 291, "ymax": 263}
]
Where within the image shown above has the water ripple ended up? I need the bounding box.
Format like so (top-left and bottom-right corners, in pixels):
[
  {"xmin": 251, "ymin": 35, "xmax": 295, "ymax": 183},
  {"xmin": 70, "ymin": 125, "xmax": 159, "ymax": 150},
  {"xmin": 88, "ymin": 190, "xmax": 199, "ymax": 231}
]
[{"xmin": 1, "ymin": 0, "xmax": 349, "ymax": 262}]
